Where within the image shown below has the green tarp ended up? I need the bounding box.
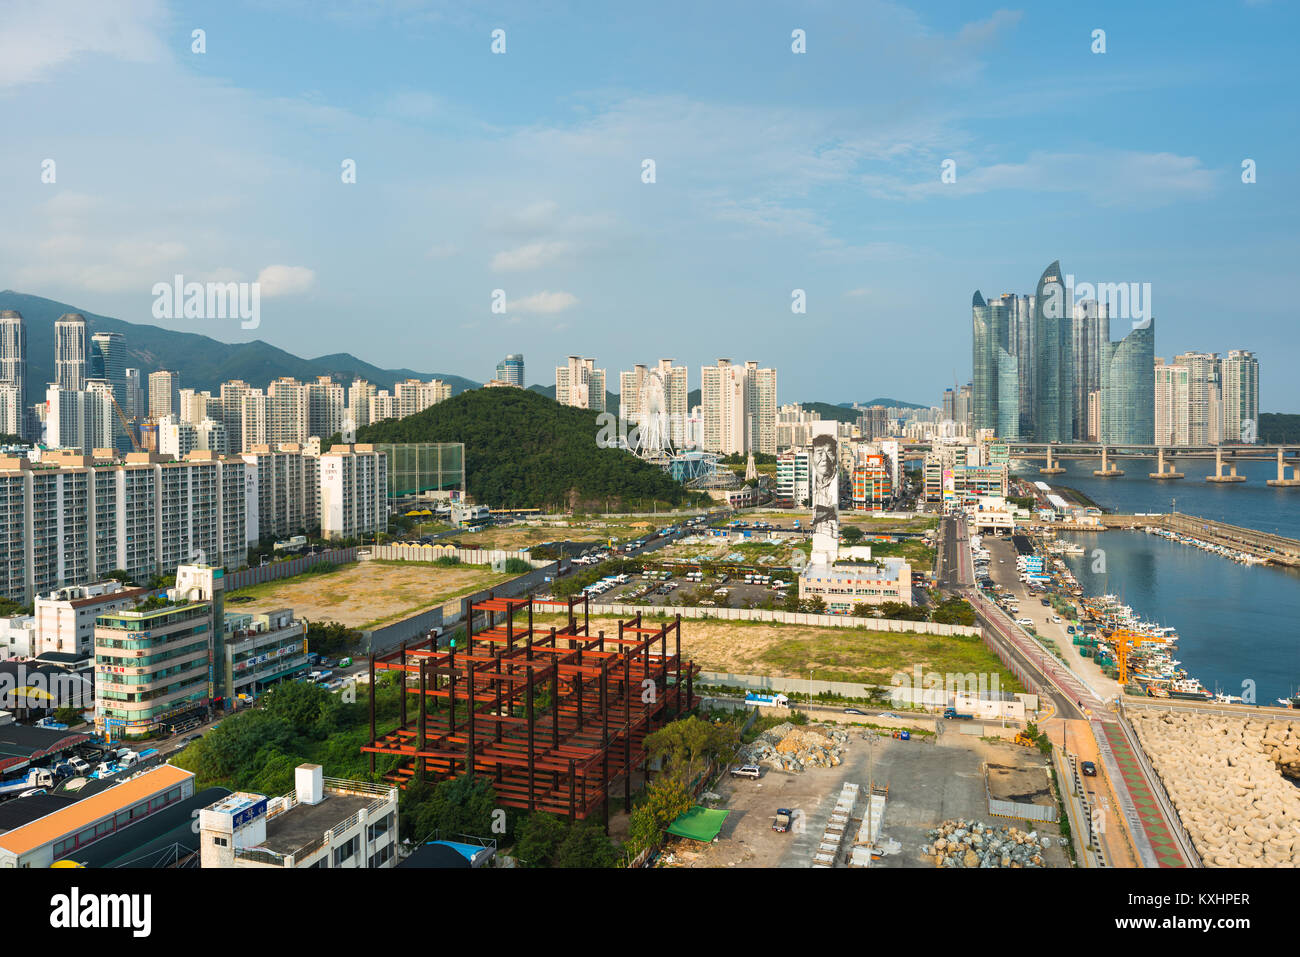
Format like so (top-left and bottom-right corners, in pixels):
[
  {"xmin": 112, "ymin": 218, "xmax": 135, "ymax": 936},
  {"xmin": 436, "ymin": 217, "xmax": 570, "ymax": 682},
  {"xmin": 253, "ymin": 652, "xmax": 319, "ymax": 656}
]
[{"xmin": 666, "ymin": 806, "xmax": 730, "ymax": 843}]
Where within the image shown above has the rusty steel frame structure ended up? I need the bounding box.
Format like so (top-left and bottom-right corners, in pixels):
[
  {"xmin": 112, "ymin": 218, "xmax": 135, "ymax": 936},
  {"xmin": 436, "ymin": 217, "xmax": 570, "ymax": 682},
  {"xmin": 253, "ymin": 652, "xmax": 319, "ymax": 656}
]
[{"xmin": 361, "ymin": 592, "xmax": 698, "ymax": 826}]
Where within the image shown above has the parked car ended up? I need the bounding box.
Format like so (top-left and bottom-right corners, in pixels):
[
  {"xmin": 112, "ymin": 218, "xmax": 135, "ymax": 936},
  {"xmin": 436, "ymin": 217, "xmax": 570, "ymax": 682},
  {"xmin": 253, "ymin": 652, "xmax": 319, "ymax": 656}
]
[
  {"xmin": 1081, "ymin": 761, "xmax": 1097, "ymax": 777},
  {"xmin": 1015, "ymin": 618, "xmax": 1034, "ymax": 626},
  {"xmin": 771, "ymin": 808, "xmax": 794, "ymax": 833},
  {"xmin": 730, "ymin": 764, "xmax": 761, "ymax": 780},
  {"xmin": 842, "ymin": 708, "xmax": 866, "ymax": 715}
]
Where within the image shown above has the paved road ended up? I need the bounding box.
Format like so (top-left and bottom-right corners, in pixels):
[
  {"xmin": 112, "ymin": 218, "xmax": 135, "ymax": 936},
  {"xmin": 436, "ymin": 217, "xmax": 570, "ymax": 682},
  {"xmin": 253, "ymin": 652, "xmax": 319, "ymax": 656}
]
[{"xmin": 944, "ymin": 514, "xmax": 1191, "ymax": 868}]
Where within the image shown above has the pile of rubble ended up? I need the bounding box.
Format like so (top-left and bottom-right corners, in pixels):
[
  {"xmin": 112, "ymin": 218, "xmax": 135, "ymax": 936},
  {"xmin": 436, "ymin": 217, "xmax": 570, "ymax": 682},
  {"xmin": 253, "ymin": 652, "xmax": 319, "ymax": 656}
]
[
  {"xmin": 922, "ymin": 819, "xmax": 1047, "ymax": 868},
  {"xmin": 738, "ymin": 723, "xmax": 848, "ymax": 772}
]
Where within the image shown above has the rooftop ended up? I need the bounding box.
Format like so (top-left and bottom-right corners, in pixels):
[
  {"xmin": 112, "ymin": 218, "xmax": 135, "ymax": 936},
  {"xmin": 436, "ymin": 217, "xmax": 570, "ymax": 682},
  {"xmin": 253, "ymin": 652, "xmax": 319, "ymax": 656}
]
[
  {"xmin": 0, "ymin": 764, "xmax": 193, "ymax": 856},
  {"xmin": 261, "ymin": 792, "xmax": 373, "ymax": 856}
]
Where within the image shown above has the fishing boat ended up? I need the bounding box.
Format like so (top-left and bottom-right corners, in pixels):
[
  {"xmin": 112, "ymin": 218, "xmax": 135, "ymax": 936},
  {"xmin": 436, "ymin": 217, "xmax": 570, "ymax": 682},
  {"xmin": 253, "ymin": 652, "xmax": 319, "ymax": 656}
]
[{"xmin": 1168, "ymin": 677, "xmax": 1214, "ymax": 701}]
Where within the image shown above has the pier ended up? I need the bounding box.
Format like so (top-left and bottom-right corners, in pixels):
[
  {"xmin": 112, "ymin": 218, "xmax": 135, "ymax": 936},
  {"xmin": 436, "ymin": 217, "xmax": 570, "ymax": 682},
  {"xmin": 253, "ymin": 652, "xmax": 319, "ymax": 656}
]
[{"xmin": 1027, "ymin": 512, "xmax": 1300, "ymax": 567}]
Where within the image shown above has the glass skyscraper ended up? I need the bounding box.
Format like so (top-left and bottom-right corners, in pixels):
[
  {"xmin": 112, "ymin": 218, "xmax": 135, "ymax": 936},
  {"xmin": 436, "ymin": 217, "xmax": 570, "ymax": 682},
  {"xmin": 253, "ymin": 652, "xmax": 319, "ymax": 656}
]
[
  {"xmin": 495, "ymin": 353, "xmax": 525, "ymax": 386},
  {"xmin": 1100, "ymin": 320, "xmax": 1155, "ymax": 445},
  {"xmin": 1031, "ymin": 261, "xmax": 1074, "ymax": 443},
  {"xmin": 971, "ymin": 292, "xmax": 1019, "ymax": 439}
]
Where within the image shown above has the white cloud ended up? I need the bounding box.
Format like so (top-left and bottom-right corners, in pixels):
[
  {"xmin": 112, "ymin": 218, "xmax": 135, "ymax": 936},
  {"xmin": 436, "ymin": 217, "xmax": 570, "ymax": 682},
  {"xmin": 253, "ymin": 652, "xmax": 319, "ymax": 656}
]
[
  {"xmin": 511, "ymin": 290, "xmax": 578, "ymax": 314},
  {"xmin": 256, "ymin": 265, "xmax": 316, "ymax": 297},
  {"xmin": 0, "ymin": 0, "xmax": 169, "ymax": 89},
  {"xmin": 491, "ymin": 241, "xmax": 573, "ymax": 272}
]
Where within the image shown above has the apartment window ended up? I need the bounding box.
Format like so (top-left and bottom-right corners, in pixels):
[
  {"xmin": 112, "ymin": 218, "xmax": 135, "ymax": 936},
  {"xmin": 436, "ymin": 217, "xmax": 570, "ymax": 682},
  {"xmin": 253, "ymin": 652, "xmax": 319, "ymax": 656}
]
[
  {"xmin": 333, "ymin": 835, "xmax": 359, "ymax": 866},
  {"xmin": 367, "ymin": 843, "xmax": 394, "ymax": 868},
  {"xmin": 366, "ymin": 813, "xmax": 393, "ymax": 842},
  {"xmin": 212, "ymin": 836, "xmax": 228, "ymax": 847}
]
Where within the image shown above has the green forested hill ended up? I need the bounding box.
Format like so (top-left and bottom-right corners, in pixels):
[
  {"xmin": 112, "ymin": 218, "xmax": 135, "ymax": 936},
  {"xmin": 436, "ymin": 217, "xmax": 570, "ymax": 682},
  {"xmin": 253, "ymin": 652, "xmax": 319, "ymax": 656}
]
[{"xmin": 356, "ymin": 387, "xmax": 688, "ymax": 510}]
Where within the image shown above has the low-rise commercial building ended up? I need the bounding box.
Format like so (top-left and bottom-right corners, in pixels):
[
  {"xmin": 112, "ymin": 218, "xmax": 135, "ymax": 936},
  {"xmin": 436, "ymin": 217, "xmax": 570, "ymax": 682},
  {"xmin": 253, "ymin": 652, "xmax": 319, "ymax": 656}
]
[
  {"xmin": 0, "ymin": 764, "xmax": 195, "ymax": 868},
  {"xmin": 94, "ymin": 598, "xmax": 214, "ymax": 739},
  {"xmin": 199, "ymin": 764, "xmax": 399, "ymax": 869},
  {"xmin": 798, "ymin": 557, "xmax": 913, "ymax": 614},
  {"xmin": 222, "ymin": 609, "xmax": 309, "ymax": 700}
]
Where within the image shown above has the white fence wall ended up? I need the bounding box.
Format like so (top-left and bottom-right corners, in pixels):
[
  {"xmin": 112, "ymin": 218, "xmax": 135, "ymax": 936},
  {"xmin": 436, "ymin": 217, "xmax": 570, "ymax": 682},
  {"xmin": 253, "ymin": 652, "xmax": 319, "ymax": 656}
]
[
  {"xmin": 362, "ymin": 545, "xmax": 549, "ymax": 568},
  {"xmin": 588, "ymin": 603, "xmax": 979, "ymax": 636}
]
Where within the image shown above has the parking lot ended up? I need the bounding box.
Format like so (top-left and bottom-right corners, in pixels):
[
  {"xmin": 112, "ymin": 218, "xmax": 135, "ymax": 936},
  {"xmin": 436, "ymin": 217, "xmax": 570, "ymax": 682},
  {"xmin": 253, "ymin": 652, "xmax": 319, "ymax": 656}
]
[
  {"xmin": 677, "ymin": 731, "xmax": 1071, "ymax": 868},
  {"xmin": 587, "ymin": 571, "xmax": 791, "ymax": 609}
]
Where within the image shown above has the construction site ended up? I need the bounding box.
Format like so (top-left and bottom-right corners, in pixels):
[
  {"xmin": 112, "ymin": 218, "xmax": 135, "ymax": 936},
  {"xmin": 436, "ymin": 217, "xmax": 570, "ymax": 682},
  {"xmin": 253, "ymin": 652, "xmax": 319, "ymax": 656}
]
[{"xmin": 360, "ymin": 593, "xmax": 699, "ymax": 827}]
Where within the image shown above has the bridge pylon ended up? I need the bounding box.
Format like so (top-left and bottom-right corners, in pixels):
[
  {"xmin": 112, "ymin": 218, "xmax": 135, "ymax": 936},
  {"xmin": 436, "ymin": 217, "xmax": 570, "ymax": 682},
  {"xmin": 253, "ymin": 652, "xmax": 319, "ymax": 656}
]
[
  {"xmin": 1207, "ymin": 445, "xmax": 1247, "ymax": 483},
  {"xmin": 1149, "ymin": 447, "xmax": 1184, "ymax": 480},
  {"xmin": 1093, "ymin": 445, "xmax": 1124, "ymax": 478},
  {"xmin": 1038, "ymin": 445, "xmax": 1065, "ymax": 475},
  {"xmin": 1266, "ymin": 446, "xmax": 1300, "ymax": 487}
]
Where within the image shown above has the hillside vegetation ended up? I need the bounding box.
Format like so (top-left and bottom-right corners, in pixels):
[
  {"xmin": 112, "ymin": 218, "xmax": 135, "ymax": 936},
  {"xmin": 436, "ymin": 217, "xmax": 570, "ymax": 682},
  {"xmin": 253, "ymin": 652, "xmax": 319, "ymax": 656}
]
[{"xmin": 355, "ymin": 387, "xmax": 692, "ymax": 510}]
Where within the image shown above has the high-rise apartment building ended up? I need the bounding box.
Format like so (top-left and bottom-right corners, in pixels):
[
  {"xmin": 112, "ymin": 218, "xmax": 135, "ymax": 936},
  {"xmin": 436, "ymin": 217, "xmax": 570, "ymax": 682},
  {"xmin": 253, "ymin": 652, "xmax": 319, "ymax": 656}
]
[
  {"xmin": 89, "ymin": 332, "xmax": 125, "ymax": 402},
  {"xmin": 699, "ymin": 359, "xmax": 748, "ymax": 455},
  {"xmin": 555, "ymin": 357, "xmax": 606, "ymax": 411},
  {"xmin": 266, "ymin": 377, "xmax": 309, "ymax": 446},
  {"xmin": 0, "ymin": 310, "xmax": 26, "ymax": 427},
  {"xmin": 495, "ymin": 353, "xmax": 525, "ymax": 387},
  {"xmin": 307, "ymin": 376, "xmax": 345, "ymax": 441},
  {"xmin": 1220, "ymin": 350, "xmax": 1260, "ymax": 443},
  {"xmin": 319, "ymin": 445, "xmax": 388, "ymax": 540},
  {"xmin": 46, "ymin": 384, "xmax": 113, "ymax": 453},
  {"xmin": 347, "ymin": 379, "xmax": 377, "ymax": 430},
  {"xmin": 1071, "ymin": 300, "xmax": 1109, "ymax": 440},
  {"xmin": 55, "ymin": 313, "xmax": 88, "ymax": 391},
  {"xmin": 123, "ymin": 368, "xmax": 144, "ymax": 420},
  {"xmin": 1100, "ymin": 320, "xmax": 1155, "ymax": 445},
  {"xmin": 1031, "ymin": 261, "xmax": 1073, "ymax": 443},
  {"xmin": 619, "ymin": 359, "xmax": 689, "ymax": 449},
  {"xmin": 1154, "ymin": 358, "xmax": 1191, "ymax": 446},
  {"xmin": 744, "ymin": 361, "xmax": 778, "ymax": 455},
  {"xmin": 241, "ymin": 444, "xmax": 318, "ymax": 543},
  {"xmin": 148, "ymin": 370, "xmax": 181, "ymax": 419},
  {"xmin": 0, "ymin": 450, "xmax": 248, "ymax": 603},
  {"xmin": 1173, "ymin": 352, "xmax": 1218, "ymax": 446},
  {"xmin": 971, "ymin": 292, "xmax": 1019, "ymax": 440},
  {"xmin": 776, "ymin": 404, "xmax": 821, "ymax": 451},
  {"xmin": 698, "ymin": 359, "xmax": 777, "ymax": 455}
]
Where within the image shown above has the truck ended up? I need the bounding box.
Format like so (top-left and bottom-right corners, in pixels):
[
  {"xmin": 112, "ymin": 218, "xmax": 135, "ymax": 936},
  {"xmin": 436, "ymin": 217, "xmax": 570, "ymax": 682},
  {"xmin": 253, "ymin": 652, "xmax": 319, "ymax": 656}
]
[
  {"xmin": 942, "ymin": 708, "xmax": 973, "ymax": 720},
  {"xmin": 0, "ymin": 768, "xmax": 56, "ymax": 796},
  {"xmin": 746, "ymin": 692, "xmax": 790, "ymax": 707},
  {"xmin": 771, "ymin": 808, "xmax": 794, "ymax": 832}
]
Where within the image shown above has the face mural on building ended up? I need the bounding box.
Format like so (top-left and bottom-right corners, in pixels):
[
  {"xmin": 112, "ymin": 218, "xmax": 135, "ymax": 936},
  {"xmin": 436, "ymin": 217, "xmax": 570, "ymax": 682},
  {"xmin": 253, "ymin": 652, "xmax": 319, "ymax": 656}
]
[{"xmin": 809, "ymin": 422, "xmax": 839, "ymax": 561}]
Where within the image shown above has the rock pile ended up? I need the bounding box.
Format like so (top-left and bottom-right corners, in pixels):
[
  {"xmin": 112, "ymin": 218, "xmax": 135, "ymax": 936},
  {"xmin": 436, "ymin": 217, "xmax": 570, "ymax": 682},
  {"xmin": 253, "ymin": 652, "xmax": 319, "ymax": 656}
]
[
  {"xmin": 739, "ymin": 723, "xmax": 849, "ymax": 772},
  {"xmin": 1130, "ymin": 710, "xmax": 1300, "ymax": 867},
  {"xmin": 922, "ymin": 819, "xmax": 1047, "ymax": 868}
]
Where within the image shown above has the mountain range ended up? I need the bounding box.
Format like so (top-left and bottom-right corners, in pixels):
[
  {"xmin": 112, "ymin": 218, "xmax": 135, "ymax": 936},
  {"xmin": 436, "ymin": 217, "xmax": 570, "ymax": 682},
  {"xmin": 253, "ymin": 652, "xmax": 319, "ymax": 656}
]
[
  {"xmin": 0, "ymin": 291, "xmax": 479, "ymax": 406},
  {"xmin": 0, "ymin": 291, "xmax": 926, "ymax": 410}
]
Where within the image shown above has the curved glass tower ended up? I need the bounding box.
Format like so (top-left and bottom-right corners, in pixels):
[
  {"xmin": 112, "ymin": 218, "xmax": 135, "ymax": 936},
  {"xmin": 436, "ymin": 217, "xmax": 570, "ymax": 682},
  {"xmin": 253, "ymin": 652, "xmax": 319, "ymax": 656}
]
[
  {"xmin": 972, "ymin": 291, "xmax": 1019, "ymax": 439},
  {"xmin": 1101, "ymin": 319, "xmax": 1155, "ymax": 445},
  {"xmin": 1032, "ymin": 261, "xmax": 1073, "ymax": 443}
]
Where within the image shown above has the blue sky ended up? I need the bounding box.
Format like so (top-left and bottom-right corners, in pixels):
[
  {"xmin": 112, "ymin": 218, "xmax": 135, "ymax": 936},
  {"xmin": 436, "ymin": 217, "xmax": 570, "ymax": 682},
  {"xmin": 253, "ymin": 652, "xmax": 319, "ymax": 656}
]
[{"xmin": 2, "ymin": 0, "xmax": 1297, "ymax": 407}]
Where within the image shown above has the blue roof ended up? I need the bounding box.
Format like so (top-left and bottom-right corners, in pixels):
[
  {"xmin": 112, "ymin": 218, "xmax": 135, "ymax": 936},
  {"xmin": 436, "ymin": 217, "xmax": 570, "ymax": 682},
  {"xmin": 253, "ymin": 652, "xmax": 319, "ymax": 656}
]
[{"xmin": 433, "ymin": 840, "xmax": 491, "ymax": 863}]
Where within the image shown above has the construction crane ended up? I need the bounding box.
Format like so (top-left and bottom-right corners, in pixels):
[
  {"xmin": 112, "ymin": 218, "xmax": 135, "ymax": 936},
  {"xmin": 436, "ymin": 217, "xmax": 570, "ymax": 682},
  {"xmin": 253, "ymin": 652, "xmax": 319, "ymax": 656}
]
[
  {"xmin": 107, "ymin": 392, "xmax": 141, "ymax": 452},
  {"xmin": 1109, "ymin": 628, "xmax": 1140, "ymax": 686}
]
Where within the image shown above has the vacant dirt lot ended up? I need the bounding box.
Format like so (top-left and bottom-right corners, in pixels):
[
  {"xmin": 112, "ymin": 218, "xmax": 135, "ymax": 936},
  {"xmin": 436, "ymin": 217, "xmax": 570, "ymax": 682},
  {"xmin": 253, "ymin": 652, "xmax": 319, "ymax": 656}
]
[
  {"xmin": 531, "ymin": 613, "xmax": 1019, "ymax": 689},
  {"xmin": 229, "ymin": 561, "xmax": 514, "ymax": 629},
  {"xmin": 668, "ymin": 732, "xmax": 1069, "ymax": 868}
]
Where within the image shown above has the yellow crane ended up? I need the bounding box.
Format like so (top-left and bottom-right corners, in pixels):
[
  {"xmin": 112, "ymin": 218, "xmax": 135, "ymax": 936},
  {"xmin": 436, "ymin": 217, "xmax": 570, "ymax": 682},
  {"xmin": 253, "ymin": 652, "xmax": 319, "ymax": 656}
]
[
  {"xmin": 1109, "ymin": 628, "xmax": 1140, "ymax": 686},
  {"xmin": 106, "ymin": 392, "xmax": 141, "ymax": 452}
]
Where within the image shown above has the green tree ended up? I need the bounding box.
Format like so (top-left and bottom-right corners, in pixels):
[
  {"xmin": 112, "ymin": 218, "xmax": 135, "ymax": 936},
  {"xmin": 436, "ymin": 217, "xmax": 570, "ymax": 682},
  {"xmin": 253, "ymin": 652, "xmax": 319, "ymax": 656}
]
[
  {"xmin": 841, "ymin": 526, "xmax": 864, "ymax": 543},
  {"xmin": 627, "ymin": 775, "xmax": 692, "ymax": 855},
  {"xmin": 645, "ymin": 715, "xmax": 737, "ymax": 785},
  {"xmin": 514, "ymin": 812, "xmax": 568, "ymax": 867},
  {"xmin": 404, "ymin": 775, "xmax": 499, "ymax": 843},
  {"xmin": 553, "ymin": 822, "xmax": 620, "ymax": 868}
]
